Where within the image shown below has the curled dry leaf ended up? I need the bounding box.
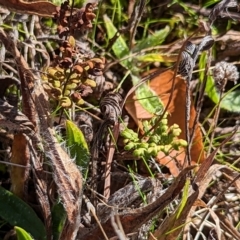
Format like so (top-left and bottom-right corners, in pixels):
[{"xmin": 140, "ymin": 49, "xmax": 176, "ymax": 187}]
[{"xmin": 125, "ymin": 70, "xmax": 205, "ymax": 176}]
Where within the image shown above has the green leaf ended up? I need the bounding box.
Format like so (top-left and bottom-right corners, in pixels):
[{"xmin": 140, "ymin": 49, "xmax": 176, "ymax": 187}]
[
  {"xmin": 131, "ymin": 74, "xmax": 164, "ymax": 114},
  {"xmin": 65, "ymin": 120, "xmax": 90, "ymax": 176},
  {"xmin": 220, "ymin": 89, "xmax": 240, "ymax": 112},
  {"xmin": 203, "ymin": 0, "xmax": 220, "ymax": 8},
  {"xmin": 0, "ymin": 187, "xmax": 46, "ymax": 240},
  {"xmin": 204, "ymin": 75, "xmax": 240, "ymax": 112},
  {"xmin": 15, "ymin": 226, "xmax": 34, "ymax": 240},
  {"xmin": 52, "ymin": 202, "xmax": 66, "ymax": 240},
  {"xmin": 133, "ymin": 26, "xmax": 170, "ymax": 52},
  {"xmin": 199, "ymin": 53, "xmax": 240, "ymax": 112},
  {"xmin": 103, "ymin": 14, "xmax": 130, "ymax": 69}
]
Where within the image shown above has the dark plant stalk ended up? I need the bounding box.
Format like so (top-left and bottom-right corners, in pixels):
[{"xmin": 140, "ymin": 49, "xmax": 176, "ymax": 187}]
[
  {"xmin": 189, "ymin": 50, "xmax": 212, "ymax": 160},
  {"xmin": 58, "ymin": 68, "xmax": 74, "ymax": 124},
  {"xmin": 207, "ymin": 79, "xmax": 227, "ymax": 155},
  {"xmin": 180, "ymin": 35, "xmax": 214, "ymax": 168},
  {"xmin": 58, "ymin": 0, "xmax": 74, "ymax": 124}
]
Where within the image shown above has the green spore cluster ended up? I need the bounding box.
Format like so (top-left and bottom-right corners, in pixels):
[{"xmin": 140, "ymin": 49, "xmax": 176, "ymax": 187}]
[{"xmin": 121, "ymin": 113, "xmax": 187, "ymax": 158}]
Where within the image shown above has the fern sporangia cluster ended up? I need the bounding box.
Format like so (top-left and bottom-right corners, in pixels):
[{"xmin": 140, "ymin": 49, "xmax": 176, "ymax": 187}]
[
  {"xmin": 43, "ymin": 1, "xmax": 105, "ymax": 108},
  {"xmin": 121, "ymin": 113, "xmax": 187, "ymax": 158},
  {"xmin": 53, "ymin": 1, "xmax": 96, "ymax": 38}
]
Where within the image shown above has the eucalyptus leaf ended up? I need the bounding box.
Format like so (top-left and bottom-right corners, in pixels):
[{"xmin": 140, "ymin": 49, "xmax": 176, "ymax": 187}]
[
  {"xmin": 0, "ymin": 187, "xmax": 46, "ymax": 240},
  {"xmin": 15, "ymin": 226, "xmax": 34, "ymax": 240},
  {"xmin": 65, "ymin": 120, "xmax": 90, "ymax": 176}
]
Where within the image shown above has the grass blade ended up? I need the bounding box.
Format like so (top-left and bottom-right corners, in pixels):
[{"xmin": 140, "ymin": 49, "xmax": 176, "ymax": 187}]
[{"xmin": 176, "ymin": 177, "xmax": 190, "ymax": 219}]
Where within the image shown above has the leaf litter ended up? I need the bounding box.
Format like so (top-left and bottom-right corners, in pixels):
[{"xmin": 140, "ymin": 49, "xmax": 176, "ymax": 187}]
[{"xmin": 0, "ymin": 0, "xmax": 240, "ymax": 240}]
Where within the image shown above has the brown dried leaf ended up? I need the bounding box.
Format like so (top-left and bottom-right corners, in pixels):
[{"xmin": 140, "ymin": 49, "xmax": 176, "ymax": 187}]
[
  {"xmin": 156, "ymin": 150, "xmax": 185, "ymax": 176},
  {"xmin": 193, "ymin": 198, "xmax": 207, "ymax": 208},
  {"xmin": 10, "ymin": 133, "xmax": 30, "ymax": 199},
  {"xmin": 125, "ymin": 70, "xmax": 205, "ymax": 175},
  {"xmin": 0, "ymin": 0, "xmax": 57, "ymax": 17}
]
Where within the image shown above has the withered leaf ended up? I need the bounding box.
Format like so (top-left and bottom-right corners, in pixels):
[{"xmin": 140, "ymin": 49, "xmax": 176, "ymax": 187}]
[
  {"xmin": 0, "ymin": 0, "xmax": 57, "ymax": 17},
  {"xmin": 79, "ymin": 166, "xmax": 195, "ymax": 239}
]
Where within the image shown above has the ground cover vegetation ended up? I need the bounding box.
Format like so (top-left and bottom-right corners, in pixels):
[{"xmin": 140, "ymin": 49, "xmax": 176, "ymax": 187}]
[{"xmin": 0, "ymin": 0, "xmax": 240, "ymax": 239}]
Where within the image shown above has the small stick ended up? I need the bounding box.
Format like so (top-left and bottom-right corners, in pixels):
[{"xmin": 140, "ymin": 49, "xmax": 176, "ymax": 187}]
[
  {"xmin": 83, "ymin": 194, "xmax": 110, "ymax": 240},
  {"xmin": 103, "ymin": 123, "xmax": 120, "ymax": 200},
  {"xmin": 189, "ymin": 50, "xmax": 212, "ymax": 160},
  {"xmin": 207, "ymin": 78, "xmax": 227, "ymax": 155},
  {"xmin": 111, "ymin": 212, "xmax": 127, "ymax": 240}
]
